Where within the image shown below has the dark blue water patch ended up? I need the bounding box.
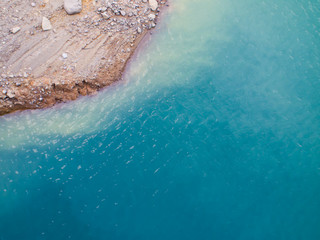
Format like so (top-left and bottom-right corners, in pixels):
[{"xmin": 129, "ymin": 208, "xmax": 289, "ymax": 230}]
[{"xmin": 0, "ymin": 181, "xmax": 93, "ymax": 240}]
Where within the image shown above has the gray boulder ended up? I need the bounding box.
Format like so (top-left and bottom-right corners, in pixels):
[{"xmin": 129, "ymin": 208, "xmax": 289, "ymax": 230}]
[{"xmin": 64, "ymin": 0, "xmax": 82, "ymax": 15}]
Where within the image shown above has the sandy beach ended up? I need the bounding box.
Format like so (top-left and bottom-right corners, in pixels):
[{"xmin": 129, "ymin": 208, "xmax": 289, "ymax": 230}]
[{"xmin": 0, "ymin": 0, "xmax": 167, "ymax": 115}]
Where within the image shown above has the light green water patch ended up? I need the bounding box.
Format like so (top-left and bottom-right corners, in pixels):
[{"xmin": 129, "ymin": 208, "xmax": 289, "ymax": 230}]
[{"xmin": 0, "ymin": 0, "xmax": 230, "ymax": 149}]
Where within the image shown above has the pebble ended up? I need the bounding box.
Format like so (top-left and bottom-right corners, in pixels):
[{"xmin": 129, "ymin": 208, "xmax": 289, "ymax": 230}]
[
  {"xmin": 148, "ymin": 13, "xmax": 156, "ymax": 21},
  {"xmin": 42, "ymin": 17, "xmax": 52, "ymax": 31},
  {"xmin": 64, "ymin": 0, "xmax": 82, "ymax": 15},
  {"xmin": 10, "ymin": 27, "xmax": 21, "ymax": 34},
  {"xmin": 31, "ymin": 2, "xmax": 36, "ymax": 7},
  {"xmin": 62, "ymin": 53, "xmax": 68, "ymax": 59},
  {"xmin": 101, "ymin": 12, "xmax": 110, "ymax": 19},
  {"xmin": 7, "ymin": 90, "xmax": 15, "ymax": 98},
  {"xmin": 149, "ymin": 0, "xmax": 158, "ymax": 11}
]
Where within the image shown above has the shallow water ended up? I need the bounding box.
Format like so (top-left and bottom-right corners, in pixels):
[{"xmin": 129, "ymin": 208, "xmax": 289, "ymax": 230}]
[{"xmin": 1, "ymin": 0, "xmax": 320, "ymax": 239}]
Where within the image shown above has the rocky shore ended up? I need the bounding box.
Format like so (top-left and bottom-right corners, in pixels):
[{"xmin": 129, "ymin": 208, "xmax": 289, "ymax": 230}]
[{"xmin": 0, "ymin": 0, "xmax": 167, "ymax": 115}]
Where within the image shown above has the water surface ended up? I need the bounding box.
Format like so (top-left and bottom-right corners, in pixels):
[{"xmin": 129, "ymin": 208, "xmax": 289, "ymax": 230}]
[{"xmin": 1, "ymin": 0, "xmax": 320, "ymax": 239}]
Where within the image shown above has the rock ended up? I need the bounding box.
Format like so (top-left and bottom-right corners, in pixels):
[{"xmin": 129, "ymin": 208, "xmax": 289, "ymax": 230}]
[
  {"xmin": 62, "ymin": 53, "xmax": 68, "ymax": 59},
  {"xmin": 137, "ymin": 27, "xmax": 142, "ymax": 34},
  {"xmin": 101, "ymin": 12, "xmax": 110, "ymax": 19},
  {"xmin": 42, "ymin": 17, "xmax": 52, "ymax": 31},
  {"xmin": 31, "ymin": 2, "xmax": 36, "ymax": 7},
  {"xmin": 120, "ymin": 11, "xmax": 126, "ymax": 16},
  {"xmin": 64, "ymin": 0, "xmax": 82, "ymax": 15},
  {"xmin": 148, "ymin": 13, "xmax": 156, "ymax": 21},
  {"xmin": 10, "ymin": 27, "xmax": 21, "ymax": 34},
  {"xmin": 149, "ymin": 0, "xmax": 158, "ymax": 11},
  {"xmin": 6, "ymin": 90, "xmax": 15, "ymax": 98}
]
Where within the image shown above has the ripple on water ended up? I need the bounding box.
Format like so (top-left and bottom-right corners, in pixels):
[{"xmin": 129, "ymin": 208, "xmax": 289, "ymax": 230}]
[{"xmin": 1, "ymin": 0, "xmax": 320, "ymax": 239}]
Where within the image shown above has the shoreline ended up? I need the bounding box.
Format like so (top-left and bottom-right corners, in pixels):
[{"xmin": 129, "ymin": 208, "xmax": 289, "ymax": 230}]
[{"xmin": 0, "ymin": 0, "xmax": 168, "ymax": 116}]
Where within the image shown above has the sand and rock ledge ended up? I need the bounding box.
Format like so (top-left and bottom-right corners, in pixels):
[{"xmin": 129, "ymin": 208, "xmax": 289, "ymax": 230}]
[{"xmin": 0, "ymin": 0, "xmax": 168, "ymax": 115}]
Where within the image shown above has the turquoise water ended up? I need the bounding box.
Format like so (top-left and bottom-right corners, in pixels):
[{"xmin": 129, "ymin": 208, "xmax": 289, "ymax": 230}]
[{"xmin": 1, "ymin": 0, "xmax": 320, "ymax": 239}]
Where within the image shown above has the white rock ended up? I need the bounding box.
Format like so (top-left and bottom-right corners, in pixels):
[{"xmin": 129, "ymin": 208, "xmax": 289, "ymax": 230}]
[
  {"xmin": 101, "ymin": 12, "xmax": 110, "ymax": 19},
  {"xmin": 31, "ymin": 2, "xmax": 36, "ymax": 7},
  {"xmin": 149, "ymin": 0, "xmax": 158, "ymax": 11},
  {"xmin": 64, "ymin": 0, "xmax": 82, "ymax": 15},
  {"xmin": 7, "ymin": 90, "xmax": 15, "ymax": 98},
  {"xmin": 10, "ymin": 27, "xmax": 21, "ymax": 34},
  {"xmin": 42, "ymin": 17, "xmax": 52, "ymax": 31},
  {"xmin": 62, "ymin": 53, "xmax": 68, "ymax": 59},
  {"xmin": 148, "ymin": 13, "xmax": 156, "ymax": 21}
]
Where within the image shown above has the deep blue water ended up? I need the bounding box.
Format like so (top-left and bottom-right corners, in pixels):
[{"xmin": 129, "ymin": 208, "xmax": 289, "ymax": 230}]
[{"xmin": 1, "ymin": 0, "xmax": 320, "ymax": 239}]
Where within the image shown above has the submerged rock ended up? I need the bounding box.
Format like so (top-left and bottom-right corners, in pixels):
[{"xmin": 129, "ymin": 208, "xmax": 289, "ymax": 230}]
[{"xmin": 64, "ymin": 0, "xmax": 82, "ymax": 15}]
